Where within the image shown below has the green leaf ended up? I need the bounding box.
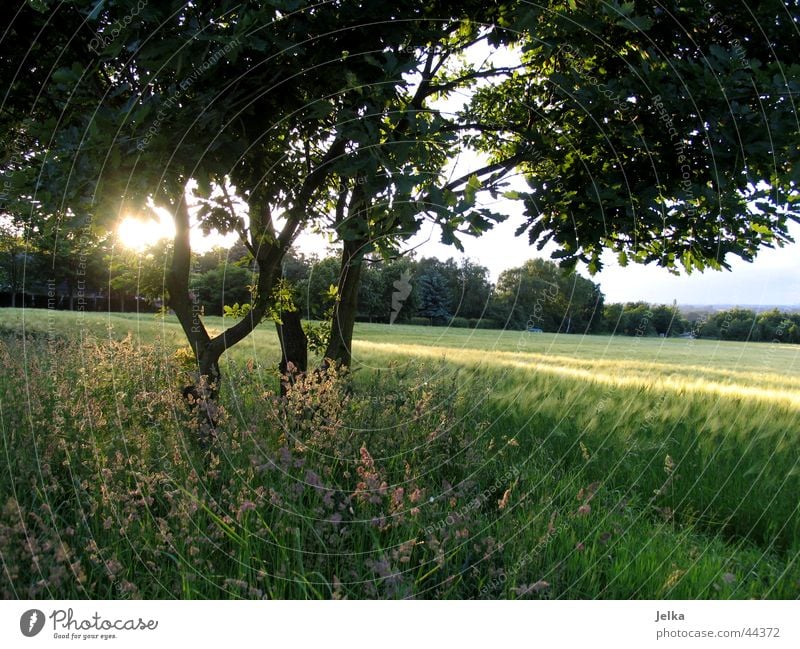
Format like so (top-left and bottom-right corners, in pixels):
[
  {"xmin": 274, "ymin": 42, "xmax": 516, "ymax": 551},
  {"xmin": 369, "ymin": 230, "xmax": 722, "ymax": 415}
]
[{"xmin": 464, "ymin": 173, "xmax": 481, "ymax": 205}]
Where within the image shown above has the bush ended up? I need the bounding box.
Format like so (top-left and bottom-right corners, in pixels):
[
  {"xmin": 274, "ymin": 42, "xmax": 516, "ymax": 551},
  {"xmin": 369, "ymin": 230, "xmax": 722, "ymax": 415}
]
[{"xmin": 448, "ymin": 316, "xmax": 470, "ymax": 328}]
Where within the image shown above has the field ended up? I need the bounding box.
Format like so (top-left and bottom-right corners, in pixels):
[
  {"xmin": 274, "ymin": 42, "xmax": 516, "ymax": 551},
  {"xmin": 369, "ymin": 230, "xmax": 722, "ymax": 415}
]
[{"xmin": 1, "ymin": 307, "xmax": 799, "ymax": 599}]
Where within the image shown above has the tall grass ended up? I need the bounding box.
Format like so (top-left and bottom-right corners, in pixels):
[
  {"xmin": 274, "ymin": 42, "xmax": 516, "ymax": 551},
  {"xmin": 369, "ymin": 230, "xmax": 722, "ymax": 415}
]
[{"xmin": 0, "ymin": 310, "xmax": 798, "ymax": 598}]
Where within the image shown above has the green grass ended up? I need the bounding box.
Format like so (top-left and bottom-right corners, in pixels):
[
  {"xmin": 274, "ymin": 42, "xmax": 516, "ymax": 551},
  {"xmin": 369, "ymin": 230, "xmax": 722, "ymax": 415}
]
[{"xmin": 0, "ymin": 307, "xmax": 798, "ymax": 599}]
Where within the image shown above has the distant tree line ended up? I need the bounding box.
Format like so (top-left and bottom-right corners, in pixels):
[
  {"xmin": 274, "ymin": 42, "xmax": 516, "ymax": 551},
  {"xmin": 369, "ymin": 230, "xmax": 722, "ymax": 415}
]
[
  {"xmin": 602, "ymin": 302, "xmax": 800, "ymax": 343},
  {"xmin": 3, "ymin": 228, "xmax": 798, "ymax": 343},
  {"xmin": 693, "ymin": 308, "xmax": 800, "ymax": 343},
  {"xmin": 280, "ymin": 253, "xmax": 609, "ymax": 333}
]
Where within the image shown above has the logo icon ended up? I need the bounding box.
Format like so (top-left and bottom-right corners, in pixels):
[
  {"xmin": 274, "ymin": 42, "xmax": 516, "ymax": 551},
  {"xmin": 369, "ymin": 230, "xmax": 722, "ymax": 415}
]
[
  {"xmin": 390, "ymin": 272, "xmax": 412, "ymax": 325},
  {"xmin": 20, "ymin": 609, "xmax": 45, "ymax": 637}
]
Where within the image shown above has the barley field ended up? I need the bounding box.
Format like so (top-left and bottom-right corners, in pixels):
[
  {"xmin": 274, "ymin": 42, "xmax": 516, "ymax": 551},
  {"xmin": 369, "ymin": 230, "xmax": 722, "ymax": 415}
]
[{"xmin": 1, "ymin": 308, "xmax": 798, "ymax": 599}]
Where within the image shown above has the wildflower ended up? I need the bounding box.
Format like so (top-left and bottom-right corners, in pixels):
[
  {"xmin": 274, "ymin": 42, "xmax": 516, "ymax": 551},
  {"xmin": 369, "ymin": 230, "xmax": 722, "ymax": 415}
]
[
  {"xmin": 663, "ymin": 568, "xmax": 686, "ymax": 591},
  {"xmin": 278, "ymin": 446, "xmax": 293, "ymax": 468},
  {"xmin": 576, "ymin": 482, "xmax": 600, "ymax": 502},
  {"xmin": 332, "ymin": 575, "xmax": 345, "ymax": 600},
  {"xmin": 366, "ymin": 557, "xmax": 393, "ymax": 579},
  {"xmin": 547, "ymin": 511, "xmax": 558, "ymax": 534},
  {"xmin": 498, "ymin": 488, "xmax": 512, "ymax": 510},
  {"xmin": 304, "ymin": 470, "xmax": 324, "ymax": 492},
  {"xmin": 104, "ymin": 558, "xmax": 123, "ymax": 577},
  {"xmin": 657, "ymin": 506, "xmax": 674, "ymax": 521},
  {"xmin": 393, "ymin": 540, "xmax": 416, "ymax": 564},
  {"xmin": 118, "ymin": 580, "xmax": 139, "ymax": 595},
  {"xmin": 391, "ymin": 487, "xmax": 404, "ymax": 509},
  {"xmin": 54, "ymin": 543, "xmax": 70, "ymax": 563},
  {"xmin": 514, "ymin": 580, "xmax": 550, "ymax": 596}
]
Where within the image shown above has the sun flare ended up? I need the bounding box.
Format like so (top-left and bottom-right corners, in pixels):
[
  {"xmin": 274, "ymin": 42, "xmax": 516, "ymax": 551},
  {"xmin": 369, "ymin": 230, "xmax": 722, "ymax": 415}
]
[{"xmin": 116, "ymin": 213, "xmax": 174, "ymax": 251}]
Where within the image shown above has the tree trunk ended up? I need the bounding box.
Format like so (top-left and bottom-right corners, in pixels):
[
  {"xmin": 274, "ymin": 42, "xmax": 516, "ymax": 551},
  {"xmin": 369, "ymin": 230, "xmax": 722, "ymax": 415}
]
[
  {"xmin": 276, "ymin": 310, "xmax": 308, "ymax": 395},
  {"xmin": 164, "ymin": 138, "xmax": 347, "ymax": 434},
  {"xmin": 324, "ymin": 237, "xmax": 368, "ymax": 367},
  {"xmin": 166, "ymin": 196, "xmax": 216, "ymax": 398}
]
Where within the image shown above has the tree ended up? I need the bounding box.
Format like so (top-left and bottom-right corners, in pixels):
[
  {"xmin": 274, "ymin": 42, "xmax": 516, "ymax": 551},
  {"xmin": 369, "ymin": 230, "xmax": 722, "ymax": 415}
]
[
  {"xmin": 4, "ymin": 0, "xmax": 517, "ymax": 379},
  {"xmin": 650, "ymin": 304, "xmax": 685, "ymax": 337},
  {"xmin": 452, "ymin": 258, "xmax": 493, "ymax": 321},
  {"xmin": 301, "ymin": 257, "xmax": 341, "ymax": 321},
  {"xmin": 192, "ymin": 265, "xmax": 253, "ymax": 317},
  {"xmin": 700, "ymin": 308, "xmax": 758, "ymax": 341},
  {"xmin": 357, "ymin": 261, "xmax": 389, "ymax": 323},
  {"xmin": 4, "ymin": 0, "xmax": 799, "ymax": 385},
  {"xmin": 416, "ymin": 270, "xmax": 452, "ymax": 324},
  {"xmin": 1, "ymin": 0, "xmax": 437, "ymax": 387},
  {"xmin": 617, "ymin": 302, "xmax": 656, "ymax": 337},
  {"xmin": 321, "ymin": 1, "xmax": 800, "ymax": 361},
  {"xmin": 0, "ymin": 221, "xmax": 31, "ymax": 307},
  {"xmin": 468, "ymin": 2, "xmax": 800, "ymax": 274},
  {"xmin": 493, "ymin": 258, "xmax": 603, "ymax": 333},
  {"xmin": 602, "ymin": 302, "xmax": 625, "ymax": 335},
  {"xmin": 755, "ymin": 309, "xmax": 790, "ymax": 342}
]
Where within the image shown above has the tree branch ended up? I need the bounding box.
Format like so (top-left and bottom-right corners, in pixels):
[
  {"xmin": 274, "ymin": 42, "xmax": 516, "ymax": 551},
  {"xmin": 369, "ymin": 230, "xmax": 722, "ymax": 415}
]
[
  {"xmin": 220, "ymin": 180, "xmax": 256, "ymax": 258},
  {"xmin": 442, "ymin": 150, "xmax": 528, "ymax": 193},
  {"xmin": 203, "ymin": 134, "xmax": 348, "ymax": 359}
]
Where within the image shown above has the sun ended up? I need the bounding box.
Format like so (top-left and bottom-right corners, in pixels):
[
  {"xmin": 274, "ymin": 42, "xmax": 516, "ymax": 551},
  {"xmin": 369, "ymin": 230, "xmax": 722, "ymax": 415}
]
[
  {"xmin": 116, "ymin": 202, "xmax": 241, "ymax": 253},
  {"xmin": 116, "ymin": 213, "xmax": 175, "ymax": 252}
]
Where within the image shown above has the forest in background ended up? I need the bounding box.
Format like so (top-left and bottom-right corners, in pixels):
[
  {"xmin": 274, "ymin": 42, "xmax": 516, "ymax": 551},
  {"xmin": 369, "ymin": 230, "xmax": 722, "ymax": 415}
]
[{"xmin": 2, "ymin": 230, "xmax": 799, "ymax": 343}]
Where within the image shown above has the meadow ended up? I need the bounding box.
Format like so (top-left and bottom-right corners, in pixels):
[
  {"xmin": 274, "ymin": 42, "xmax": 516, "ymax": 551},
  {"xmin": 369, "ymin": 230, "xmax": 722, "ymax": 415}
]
[{"xmin": 1, "ymin": 307, "xmax": 798, "ymax": 599}]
